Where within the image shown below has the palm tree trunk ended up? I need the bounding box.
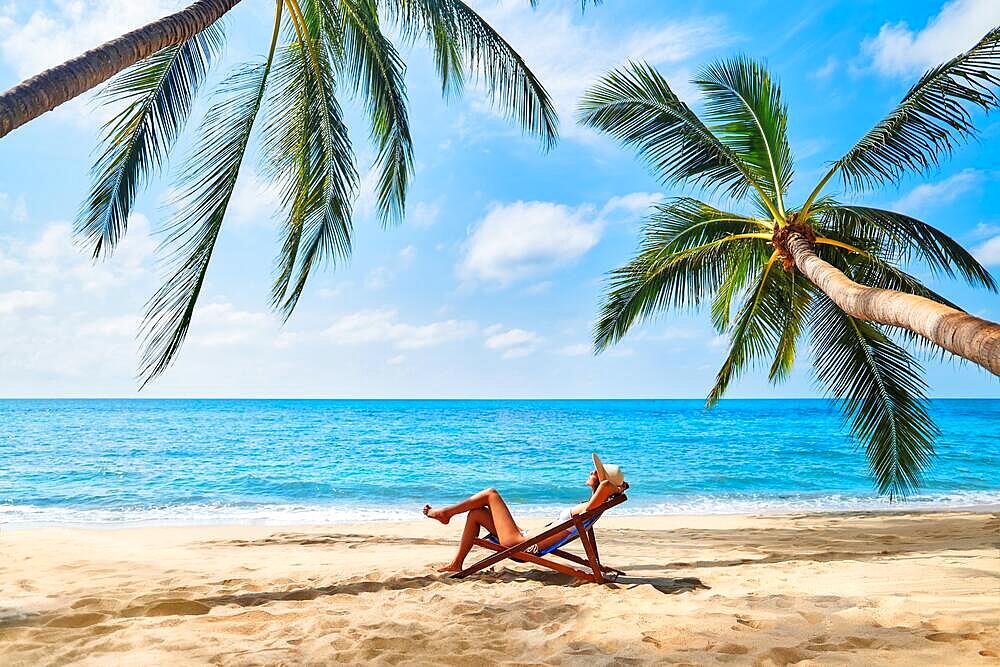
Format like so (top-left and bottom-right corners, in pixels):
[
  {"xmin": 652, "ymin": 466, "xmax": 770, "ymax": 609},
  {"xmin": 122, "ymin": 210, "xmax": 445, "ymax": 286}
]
[
  {"xmin": 0, "ymin": 0, "xmax": 242, "ymax": 138},
  {"xmin": 786, "ymin": 230, "xmax": 1000, "ymax": 376}
]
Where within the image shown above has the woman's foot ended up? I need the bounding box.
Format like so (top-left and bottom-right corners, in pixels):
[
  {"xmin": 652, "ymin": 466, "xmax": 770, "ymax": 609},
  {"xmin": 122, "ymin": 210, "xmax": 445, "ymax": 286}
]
[
  {"xmin": 423, "ymin": 504, "xmax": 450, "ymax": 525},
  {"xmin": 437, "ymin": 562, "xmax": 462, "ymax": 573}
]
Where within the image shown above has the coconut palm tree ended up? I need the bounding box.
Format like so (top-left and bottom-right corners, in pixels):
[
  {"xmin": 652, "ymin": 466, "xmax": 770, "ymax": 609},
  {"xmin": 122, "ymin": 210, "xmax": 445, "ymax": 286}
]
[
  {"xmin": 0, "ymin": 1, "xmax": 242, "ymax": 138},
  {"xmin": 0, "ymin": 0, "xmax": 597, "ymax": 385},
  {"xmin": 578, "ymin": 29, "xmax": 1000, "ymax": 497}
]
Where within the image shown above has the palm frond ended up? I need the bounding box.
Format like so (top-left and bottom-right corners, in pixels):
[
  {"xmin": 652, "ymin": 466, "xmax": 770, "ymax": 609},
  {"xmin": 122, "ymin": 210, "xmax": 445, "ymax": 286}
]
[
  {"xmin": 78, "ymin": 24, "xmax": 224, "ymax": 259},
  {"xmin": 648, "ymin": 197, "xmax": 770, "ymax": 250},
  {"xmin": 833, "ymin": 26, "xmax": 1000, "ymax": 190},
  {"xmin": 808, "ymin": 295, "xmax": 938, "ymax": 497},
  {"xmin": 768, "ymin": 270, "xmax": 814, "ymax": 381},
  {"xmin": 378, "ymin": 0, "xmax": 465, "ymax": 96},
  {"xmin": 374, "ymin": 0, "xmax": 559, "ymax": 142},
  {"xmin": 578, "ymin": 61, "xmax": 770, "ymax": 204},
  {"xmin": 695, "ymin": 56, "xmax": 793, "ymax": 215},
  {"xmin": 711, "ymin": 248, "xmax": 765, "ymax": 332},
  {"xmin": 707, "ymin": 258, "xmax": 809, "ymax": 404},
  {"xmin": 337, "ymin": 0, "xmax": 413, "ymax": 225},
  {"xmin": 263, "ymin": 5, "xmax": 357, "ymax": 318},
  {"xmin": 448, "ymin": 0, "xmax": 558, "ymax": 146},
  {"xmin": 595, "ymin": 201, "xmax": 768, "ymax": 351},
  {"xmin": 817, "ymin": 205, "xmax": 997, "ymax": 290},
  {"xmin": 140, "ymin": 59, "xmax": 274, "ymax": 387}
]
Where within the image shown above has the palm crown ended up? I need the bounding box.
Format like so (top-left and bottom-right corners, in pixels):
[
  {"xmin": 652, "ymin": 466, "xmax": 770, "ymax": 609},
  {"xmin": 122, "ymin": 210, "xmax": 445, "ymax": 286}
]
[
  {"xmin": 578, "ymin": 29, "xmax": 1000, "ymax": 498},
  {"xmin": 77, "ymin": 0, "xmax": 589, "ymax": 386}
]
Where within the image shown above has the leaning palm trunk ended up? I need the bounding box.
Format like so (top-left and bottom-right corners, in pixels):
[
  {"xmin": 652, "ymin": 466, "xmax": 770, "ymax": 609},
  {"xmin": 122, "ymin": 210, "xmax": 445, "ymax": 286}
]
[
  {"xmin": 0, "ymin": 0, "xmax": 241, "ymax": 138},
  {"xmin": 785, "ymin": 231, "xmax": 1000, "ymax": 376}
]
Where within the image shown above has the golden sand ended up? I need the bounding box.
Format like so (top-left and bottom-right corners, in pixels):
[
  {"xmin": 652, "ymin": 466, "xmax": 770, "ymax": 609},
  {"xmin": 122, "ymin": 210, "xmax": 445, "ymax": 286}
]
[{"xmin": 2, "ymin": 511, "xmax": 998, "ymax": 665}]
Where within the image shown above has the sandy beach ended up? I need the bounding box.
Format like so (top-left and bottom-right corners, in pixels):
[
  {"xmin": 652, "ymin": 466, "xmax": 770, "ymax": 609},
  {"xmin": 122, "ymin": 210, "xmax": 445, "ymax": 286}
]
[{"xmin": 1, "ymin": 510, "xmax": 998, "ymax": 666}]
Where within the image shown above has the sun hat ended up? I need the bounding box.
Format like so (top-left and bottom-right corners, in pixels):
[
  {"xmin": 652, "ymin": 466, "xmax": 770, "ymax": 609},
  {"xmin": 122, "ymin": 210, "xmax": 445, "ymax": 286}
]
[{"xmin": 592, "ymin": 452, "xmax": 625, "ymax": 487}]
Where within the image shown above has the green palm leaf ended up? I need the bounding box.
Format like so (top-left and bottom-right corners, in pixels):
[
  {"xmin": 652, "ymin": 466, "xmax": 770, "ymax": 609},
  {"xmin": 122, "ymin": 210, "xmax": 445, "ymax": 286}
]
[
  {"xmin": 695, "ymin": 56, "xmax": 793, "ymax": 215},
  {"xmin": 808, "ymin": 295, "xmax": 938, "ymax": 498},
  {"xmin": 832, "ymin": 26, "xmax": 1000, "ymax": 190},
  {"xmin": 78, "ymin": 24, "xmax": 223, "ymax": 259},
  {"xmin": 595, "ymin": 199, "xmax": 767, "ymax": 351},
  {"xmin": 578, "ymin": 62, "xmax": 773, "ymax": 209},
  {"xmin": 380, "ymin": 0, "xmax": 465, "ymax": 96},
  {"xmin": 264, "ymin": 3, "xmax": 358, "ymax": 318},
  {"xmin": 337, "ymin": 0, "xmax": 413, "ymax": 225},
  {"xmin": 140, "ymin": 58, "xmax": 274, "ymax": 387},
  {"xmin": 448, "ymin": 0, "xmax": 558, "ymax": 147},
  {"xmin": 375, "ymin": 0, "xmax": 560, "ymax": 145},
  {"xmin": 708, "ymin": 257, "xmax": 810, "ymax": 404},
  {"xmin": 817, "ymin": 205, "xmax": 997, "ymax": 290}
]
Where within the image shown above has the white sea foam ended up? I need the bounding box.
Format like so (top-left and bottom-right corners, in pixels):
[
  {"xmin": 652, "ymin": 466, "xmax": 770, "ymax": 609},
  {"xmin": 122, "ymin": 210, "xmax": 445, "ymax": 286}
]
[{"xmin": 3, "ymin": 490, "xmax": 999, "ymax": 529}]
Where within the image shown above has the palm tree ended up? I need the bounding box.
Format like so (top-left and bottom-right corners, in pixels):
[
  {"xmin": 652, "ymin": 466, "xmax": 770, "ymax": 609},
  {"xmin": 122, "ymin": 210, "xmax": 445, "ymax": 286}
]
[
  {"xmin": 0, "ymin": 0, "xmax": 243, "ymax": 138},
  {"xmin": 578, "ymin": 29, "xmax": 1000, "ymax": 497},
  {"xmin": 0, "ymin": 0, "xmax": 596, "ymax": 386}
]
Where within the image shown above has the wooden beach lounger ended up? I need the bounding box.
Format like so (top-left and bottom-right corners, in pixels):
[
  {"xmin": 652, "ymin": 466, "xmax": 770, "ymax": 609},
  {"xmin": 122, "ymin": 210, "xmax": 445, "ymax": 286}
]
[{"xmin": 451, "ymin": 484, "xmax": 629, "ymax": 584}]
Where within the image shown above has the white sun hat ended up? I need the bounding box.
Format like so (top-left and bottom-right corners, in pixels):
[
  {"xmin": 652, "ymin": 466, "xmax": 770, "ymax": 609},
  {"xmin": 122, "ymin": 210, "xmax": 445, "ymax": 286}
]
[{"xmin": 592, "ymin": 452, "xmax": 625, "ymax": 487}]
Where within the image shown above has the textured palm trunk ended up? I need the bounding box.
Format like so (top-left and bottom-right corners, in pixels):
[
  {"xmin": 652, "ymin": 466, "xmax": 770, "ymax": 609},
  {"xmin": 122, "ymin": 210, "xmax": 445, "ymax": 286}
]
[
  {"xmin": 786, "ymin": 231, "xmax": 1000, "ymax": 376},
  {"xmin": 0, "ymin": 0, "xmax": 242, "ymax": 138}
]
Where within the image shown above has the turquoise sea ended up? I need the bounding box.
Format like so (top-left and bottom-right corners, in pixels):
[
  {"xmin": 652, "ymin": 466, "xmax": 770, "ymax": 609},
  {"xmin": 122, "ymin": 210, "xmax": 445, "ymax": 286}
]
[{"xmin": 1, "ymin": 399, "xmax": 998, "ymax": 527}]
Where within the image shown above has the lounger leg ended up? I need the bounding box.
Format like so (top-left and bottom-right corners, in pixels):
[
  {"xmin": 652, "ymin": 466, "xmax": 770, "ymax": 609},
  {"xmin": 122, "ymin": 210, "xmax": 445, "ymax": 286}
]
[
  {"xmin": 550, "ymin": 548, "xmax": 625, "ymax": 577},
  {"xmin": 574, "ymin": 519, "xmax": 604, "ymax": 584}
]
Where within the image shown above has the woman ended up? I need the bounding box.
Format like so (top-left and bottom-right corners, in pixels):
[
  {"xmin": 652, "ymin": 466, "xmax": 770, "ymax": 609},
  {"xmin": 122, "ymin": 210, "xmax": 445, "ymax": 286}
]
[{"xmin": 423, "ymin": 453, "xmax": 625, "ymax": 573}]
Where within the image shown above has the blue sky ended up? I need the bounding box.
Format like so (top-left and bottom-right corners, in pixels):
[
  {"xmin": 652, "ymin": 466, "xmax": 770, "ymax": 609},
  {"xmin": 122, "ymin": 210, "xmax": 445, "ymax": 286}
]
[{"xmin": 0, "ymin": 0, "xmax": 998, "ymax": 398}]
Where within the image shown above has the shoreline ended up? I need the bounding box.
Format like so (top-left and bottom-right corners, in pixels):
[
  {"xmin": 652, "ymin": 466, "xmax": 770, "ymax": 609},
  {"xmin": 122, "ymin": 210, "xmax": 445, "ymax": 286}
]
[
  {"xmin": 3, "ymin": 509, "xmax": 998, "ymax": 665},
  {"xmin": 4, "ymin": 499, "xmax": 1000, "ymax": 531}
]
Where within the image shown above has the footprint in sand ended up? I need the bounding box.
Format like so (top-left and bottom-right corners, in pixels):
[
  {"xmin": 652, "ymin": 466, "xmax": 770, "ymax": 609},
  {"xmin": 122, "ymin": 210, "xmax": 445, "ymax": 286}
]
[
  {"xmin": 122, "ymin": 599, "xmax": 210, "ymax": 618},
  {"xmin": 925, "ymin": 631, "xmax": 982, "ymax": 643},
  {"xmin": 44, "ymin": 612, "xmax": 109, "ymax": 628},
  {"xmin": 713, "ymin": 642, "xmax": 749, "ymax": 655},
  {"xmin": 70, "ymin": 597, "xmax": 116, "ymax": 611},
  {"xmin": 734, "ymin": 616, "xmax": 764, "ymax": 630},
  {"xmin": 756, "ymin": 646, "xmax": 814, "ymax": 665}
]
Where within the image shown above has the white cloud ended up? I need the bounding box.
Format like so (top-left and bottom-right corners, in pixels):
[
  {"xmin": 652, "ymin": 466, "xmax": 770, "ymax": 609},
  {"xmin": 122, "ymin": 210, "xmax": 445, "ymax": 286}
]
[
  {"xmin": 971, "ymin": 222, "xmax": 1000, "ymax": 239},
  {"xmin": 0, "ymin": 1, "xmax": 180, "ymax": 78},
  {"xmin": 2, "ymin": 216, "xmax": 155, "ymax": 292},
  {"xmin": 558, "ymin": 343, "xmax": 591, "ymax": 357},
  {"xmin": 891, "ymin": 169, "xmax": 982, "ymax": 212},
  {"xmin": 408, "ymin": 201, "xmax": 441, "ymax": 228},
  {"xmin": 464, "ymin": 2, "xmax": 728, "ymax": 138},
  {"xmin": 0, "ymin": 192, "xmax": 28, "ymax": 223},
  {"xmin": 365, "ymin": 266, "xmax": 392, "ymax": 290},
  {"xmin": 0, "ymin": 290, "xmax": 55, "ymax": 315},
  {"xmin": 399, "ymin": 245, "xmax": 417, "ymax": 263},
  {"xmin": 354, "ymin": 169, "xmax": 380, "ymax": 219},
  {"xmin": 812, "ymin": 56, "xmax": 838, "ymax": 80},
  {"xmin": 973, "ymin": 235, "xmax": 1000, "ymax": 266},
  {"xmin": 709, "ymin": 335, "xmax": 728, "ymax": 349},
  {"xmin": 386, "ymin": 354, "xmax": 406, "ymax": 366},
  {"xmin": 524, "ymin": 281, "xmax": 552, "ymax": 295},
  {"xmin": 78, "ymin": 315, "xmax": 138, "ymax": 337},
  {"xmin": 599, "ymin": 192, "xmax": 662, "ymax": 220},
  {"xmin": 458, "ymin": 191, "xmax": 657, "ymax": 287},
  {"xmin": 862, "ymin": 0, "xmax": 1000, "ymax": 76},
  {"xmin": 484, "ymin": 326, "xmax": 541, "ymax": 359},
  {"xmin": 458, "ymin": 201, "xmax": 601, "ymax": 286},
  {"xmin": 226, "ymin": 172, "xmax": 283, "ymax": 227},
  {"xmin": 187, "ymin": 302, "xmax": 275, "ymax": 347},
  {"xmin": 323, "ymin": 308, "xmax": 478, "ymax": 349}
]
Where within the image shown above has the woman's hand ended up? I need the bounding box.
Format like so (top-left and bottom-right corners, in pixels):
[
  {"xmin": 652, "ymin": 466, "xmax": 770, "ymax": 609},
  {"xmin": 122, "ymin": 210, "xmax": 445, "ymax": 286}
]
[{"xmin": 598, "ymin": 479, "xmax": 623, "ymax": 494}]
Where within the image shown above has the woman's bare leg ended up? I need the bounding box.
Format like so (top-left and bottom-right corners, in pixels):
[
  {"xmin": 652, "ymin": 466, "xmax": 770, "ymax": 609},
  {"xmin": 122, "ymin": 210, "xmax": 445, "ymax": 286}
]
[
  {"xmin": 438, "ymin": 508, "xmax": 495, "ymax": 573},
  {"xmin": 424, "ymin": 487, "xmax": 522, "ymax": 546}
]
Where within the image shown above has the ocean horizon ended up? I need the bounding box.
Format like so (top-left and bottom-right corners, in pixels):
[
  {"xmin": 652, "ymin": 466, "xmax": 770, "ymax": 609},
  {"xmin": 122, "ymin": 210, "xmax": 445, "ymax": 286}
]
[{"xmin": 2, "ymin": 398, "xmax": 998, "ymax": 528}]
